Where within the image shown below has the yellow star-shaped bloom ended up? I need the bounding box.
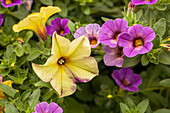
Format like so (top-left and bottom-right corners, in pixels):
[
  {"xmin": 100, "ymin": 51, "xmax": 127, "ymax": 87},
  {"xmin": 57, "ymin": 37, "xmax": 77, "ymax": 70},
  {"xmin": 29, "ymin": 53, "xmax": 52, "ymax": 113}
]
[{"xmin": 32, "ymin": 32, "xmax": 99, "ymax": 97}]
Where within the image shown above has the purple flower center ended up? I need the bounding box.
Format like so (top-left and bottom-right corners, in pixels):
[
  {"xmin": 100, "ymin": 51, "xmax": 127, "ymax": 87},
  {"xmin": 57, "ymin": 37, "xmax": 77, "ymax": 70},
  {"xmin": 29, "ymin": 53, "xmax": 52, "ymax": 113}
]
[
  {"xmin": 89, "ymin": 38, "xmax": 97, "ymax": 45},
  {"xmin": 122, "ymin": 80, "xmax": 130, "ymax": 86},
  {"xmin": 145, "ymin": 0, "xmax": 151, "ymax": 1},
  {"xmin": 57, "ymin": 57, "xmax": 65, "ymax": 65},
  {"xmin": 133, "ymin": 38, "xmax": 144, "ymax": 47},
  {"xmin": 5, "ymin": 0, "xmax": 13, "ymax": 4},
  {"xmin": 113, "ymin": 32, "xmax": 121, "ymax": 40},
  {"xmin": 117, "ymin": 46, "xmax": 124, "ymax": 56},
  {"xmin": 57, "ymin": 30, "xmax": 64, "ymax": 35}
]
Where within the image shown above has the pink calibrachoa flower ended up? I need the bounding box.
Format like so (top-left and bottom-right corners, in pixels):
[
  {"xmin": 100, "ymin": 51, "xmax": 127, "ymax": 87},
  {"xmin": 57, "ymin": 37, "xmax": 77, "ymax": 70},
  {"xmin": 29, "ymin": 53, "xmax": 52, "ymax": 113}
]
[
  {"xmin": 33, "ymin": 102, "xmax": 63, "ymax": 113},
  {"xmin": 74, "ymin": 23, "xmax": 100, "ymax": 48},
  {"xmin": 118, "ymin": 24, "xmax": 155, "ymax": 57},
  {"xmin": 112, "ymin": 68, "xmax": 142, "ymax": 92},
  {"xmin": 127, "ymin": 2, "xmax": 136, "ymax": 15},
  {"xmin": 0, "ymin": 0, "xmax": 22, "ymax": 8},
  {"xmin": 32, "ymin": 32, "xmax": 98, "ymax": 97},
  {"xmin": 0, "ymin": 14, "xmax": 4, "ymax": 27},
  {"xmin": 46, "ymin": 18, "xmax": 69, "ymax": 36},
  {"xmin": 23, "ymin": 0, "xmax": 33, "ymax": 11},
  {"xmin": 99, "ymin": 19, "xmax": 128, "ymax": 48},
  {"xmin": 131, "ymin": 0, "xmax": 158, "ymax": 5},
  {"xmin": 103, "ymin": 45, "xmax": 124, "ymax": 67}
]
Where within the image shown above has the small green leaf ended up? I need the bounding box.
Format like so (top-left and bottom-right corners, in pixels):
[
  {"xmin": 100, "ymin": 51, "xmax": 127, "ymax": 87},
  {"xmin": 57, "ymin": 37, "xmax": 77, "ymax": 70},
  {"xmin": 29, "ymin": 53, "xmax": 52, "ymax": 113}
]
[
  {"xmin": 153, "ymin": 109, "xmax": 170, "ymax": 113},
  {"xmin": 123, "ymin": 55, "xmax": 141, "ymax": 67},
  {"xmin": 0, "ymin": 83, "xmax": 17, "ymax": 98},
  {"xmin": 27, "ymin": 89, "xmax": 40, "ymax": 110},
  {"xmin": 124, "ymin": 96, "xmax": 135, "ymax": 108},
  {"xmin": 21, "ymin": 89, "xmax": 32, "ymax": 102},
  {"xmin": 15, "ymin": 45, "xmax": 25, "ymax": 57},
  {"xmin": 14, "ymin": 100, "xmax": 24, "ymax": 111},
  {"xmin": 153, "ymin": 18, "xmax": 166, "ymax": 37},
  {"xmin": 120, "ymin": 103, "xmax": 130, "ymax": 113},
  {"xmin": 101, "ymin": 17, "xmax": 113, "ymax": 22},
  {"xmin": 0, "ymin": 99, "xmax": 8, "ymax": 107},
  {"xmin": 67, "ymin": 20, "xmax": 75, "ymax": 31},
  {"xmin": 39, "ymin": 0, "xmax": 53, "ymax": 5},
  {"xmin": 159, "ymin": 79, "xmax": 170, "ymax": 87},
  {"xmin": 152, "ymin": 35, "xmax": 160, "ymax": 49},
  {"xmin": 136, "ymin": 9, "xmax": 143, "ymax": 21},
  {"xmin": 24, "ymin": 31, "xmax": 33, "ymax": 44},
  {"xmin": 141, "ymin": 54, "xmax": 149, "ymax": 66},
  {"xmin": 35, "ymin": 81, "xmax": 52, "ymax": 88},
  {"xmin": 137, "ymin": 99, "xmax": 149, "ymax": 113},
  {"xmin": 42, "ymin": 90, "xmax": 54, "ymax": 101},
  {"xmin": 5, "ymin": 102, "xmax": 19, "ymax": 113},
  {"xmin": 27, "ymin": 50, "xmax": 41, "ymax": 61},
  {"xmin": 81, "ymin": 6, "xmax": 91, "ymax": 15},
  {"xmin": 0, "ymin": 64, "xmax": 7, "ymax": 69},
  {"xmin": 159, "ymin": 50, "xmax": 170, "ymax": 65}
]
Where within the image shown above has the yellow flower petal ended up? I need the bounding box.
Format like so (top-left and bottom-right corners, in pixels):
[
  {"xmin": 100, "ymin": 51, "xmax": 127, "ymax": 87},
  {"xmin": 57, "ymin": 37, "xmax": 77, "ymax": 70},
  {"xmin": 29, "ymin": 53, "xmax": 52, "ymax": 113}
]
[
  {"xmin": 32, "ymin": 57, "xmax": 58, "ymax": 82},
  {"xmin": 2, "ymin": 80, "xmax": 13, "ymax": 87},
  {"xmin": 40, "ymin": 6, "xmax": 61, "ymax": 24},
  {"xmin": 66, "ymin": 57, "xmax": 98, "ymax": 82},
  {"xmin": 66, "ymin": 35, "xmax": 91, "ymax": 60},
  {"xmin": 52, "ymin": 32, "xmax": 70, "ymax": 58},
  {"xmin": 50, "ymin": 66, "xmax": 76, "ymax": 98}
]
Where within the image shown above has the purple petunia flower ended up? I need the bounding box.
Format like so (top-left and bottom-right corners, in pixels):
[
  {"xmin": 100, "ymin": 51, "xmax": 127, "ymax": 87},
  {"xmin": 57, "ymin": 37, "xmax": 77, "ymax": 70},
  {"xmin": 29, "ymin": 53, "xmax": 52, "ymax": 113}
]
[
  {"xmin": 103, "ymin": 45, "xmax": 124, "ymax": 67},
  {"xmin": 23, "ymin": 0, "xmax": 33, "ymax": 11},
  {"xmin": 118, "ymin": 24, "xmax": 155, "ymax": 57},
  {"xmin": 99, "ymin": 19, "xmax": 128, "ymax": 48},
  {"xmin": 33, "ymin": 102, "xmax": 63, "ymax": 113},
  {"xmin": 0, "ymin": 0, "xmax": 22, "ymax": 8},
  {"xmin": 131, "ymin": 0, "xmax": 158, "ymax": 5},
  {"xmin": 112, "ymin": 68, "xmax": 142, "ymax": 92},
  {"xmin": 46, "ymin": 18, "xmax": 69, "ymax": 36},
  {"xmin": 0, "ymin": 14, "xmax": 4, "ymax": 27},
  {"xmin": 74, "ymin": 23, "xmax": 100, "ymax": 48}
]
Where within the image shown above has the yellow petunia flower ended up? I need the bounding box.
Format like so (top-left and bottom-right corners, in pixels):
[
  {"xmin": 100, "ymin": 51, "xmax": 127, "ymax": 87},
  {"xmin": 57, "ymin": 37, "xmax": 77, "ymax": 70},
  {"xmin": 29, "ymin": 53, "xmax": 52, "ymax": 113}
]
[
  {"xmin": 32, "ymin": 32, "xmax": 99, "ymax": 98},
  {"xmin": 13, "ymin": 6, "xmax": 61, "ymax": 41}
]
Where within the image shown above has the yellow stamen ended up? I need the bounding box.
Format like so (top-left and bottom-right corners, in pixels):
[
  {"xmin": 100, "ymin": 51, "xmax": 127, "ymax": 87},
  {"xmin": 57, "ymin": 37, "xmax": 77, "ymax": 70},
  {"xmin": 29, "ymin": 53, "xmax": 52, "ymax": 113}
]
[
  {"xmin": 57, "ymin": 58, "xmax": 65, "ymax": 65},
  {"xmin": 5, "ymin": 0, "xmax": 12, "ymax": 4},
  {"xmin": 135, "ymin": 39, "xmax": 143, "ymax": 47},
  {"xmin": 123, "ymin": 80, "xmax": 130, "ymax": 86},
  {"xmin": 115, "ymin": 34, "xmax": 119, "ymax": 40},
  {"xmin": 59, "ymin": 30, "xmax": 64, "ymax": 35},
  {"xmin": 107, "ymin": 94, "xmax": 113, "ymax": 99},
  {"xmin": 90, "ymin": 39, "xmax": 97, "ymax": 45}
]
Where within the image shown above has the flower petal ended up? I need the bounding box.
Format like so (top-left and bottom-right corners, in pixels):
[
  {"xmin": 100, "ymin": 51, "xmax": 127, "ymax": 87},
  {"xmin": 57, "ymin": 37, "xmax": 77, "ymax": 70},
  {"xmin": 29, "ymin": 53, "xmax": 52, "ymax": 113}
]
[
  {"xmin": 119, "ymin": 68, "xmax": 133, "ymax": 81},
  {"xmin": 40, "ymin": 6, "xmax": 61, "ymax": 23},
  {"xmin": 128, "ymin": 24, "xmax": 143, "ymax": 38},
  {"xmin": 142, "ymin": 26, "xmax": 155, "ymax": 42},
  {"xmin": 139, "ymin": 42, "xmax": 153, "ymax": 54},
  {"xmin": 52, "ymin": 32, "xmax": 70, "ymax": 58},
  {"xmin": 51, "ymin": 18, "xmax": 62, "ymax": 30},
  {"xmin": 100, "ymin": 20, "xmax": 116, "ymax": 35},
  {"xmin": 48, "ymin": 102, "xmax": 63, "ymax": 113},
  {"xmin": 127, "ymin": 86, "xmax": 139, "ymax": 92},
  {"xmin": 85, "ymin": 23, "xmax": 100, "ymax": 35},
  {"xmin": 103, "ymin": 54, "xmax": 123, "ymax": 67},
  {"xmin": 66, "ymin": 57, "xmax": 98, "ymax": 82},
  {"xmin": 118, "ymin": 32, "xmax": 133, "ymax": 47},
  {"xmin": 103, "ymin": 45, "xmax": 116, "ymax": 54},
  {"xmin": 46, "ymin": 25, "xmax": 56, "ymax": 36},
  {"xmin": 132, "ymin": 0, "xmax": 158, "ymax": 5},
  {"xmin": 114, "ymin": 18, "xmax": 128, "ymax": 32},
  {"xmin": 66, "ymin": 35, "xmax": 91, "ymax": 60},
  {"xmin": 61, "ymin": 18, "xmax": 69, "ymax": 28},
  {"xmin": 130, "ymin": 74, "xmax": 142, "ymax": 86},
  {"xmin": 35, "ymin": 102, "xmax": 48, "ymax": 113},
  {"xmin": 74, "ymin": 27, "xmax": 87, "ymax": 38},
  {"xmin": 50, "ymin": 66, "xmax": 76, "ymax": 98},
  {"xmin": 123, "ymin": 47, "xmax": 140, "ymax": 57}
]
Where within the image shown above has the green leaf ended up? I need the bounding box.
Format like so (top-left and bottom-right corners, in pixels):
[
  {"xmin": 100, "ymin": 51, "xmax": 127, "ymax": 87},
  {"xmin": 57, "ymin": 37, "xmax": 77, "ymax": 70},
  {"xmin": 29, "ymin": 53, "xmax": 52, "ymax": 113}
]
[
  {"xmin": 120, "ymin": 103, "xmax": 130, "ymax": 113},
  {"xmin": 122, "ymin": 55, "xmax": 141, "ymax": 67},
  {"xmin": 101, "ymin": 17, "xmax": 113, "ymax": 22},
  {"xmin": 58, "ymin": 2, "xmax": 68, "ymax": 17},
  {"xmin": 155, "ymin": 4, "xmax": 167, "ymax": 11},
  {"xmin": 21, "ymin": 89, "xmax": 32, "ymax": 102},
  {"xmin": 24, "ymin": 31, "xmax": 33, "ymax": 44},
  {"xmin": 153, "ymin": 18, "xmax": 166, "ymax": 37},
  {"xmin": 0, "ymin": 64, "xmax": 7, "ymax": 69},
  {"xmin": 27, "ymin": 89, "xmax": 40, "ymax": 110},
  {"xmin": 137, "ymin": 99, "xmax": 149, "ymax": 113},
  {"xmin": 4, "ymin": 15, "xmax": 15, "ymax": 29},
  {"xmin": 39, "ymin": 0, "xmax": 53, "ymax": 5},
  {"xmin": 152, "ymin": 35, "xmax": 160, "ymax": 48},
  {"xmin": 136, "ymin": 9, "xmax": 143, "ymax": 21},
  {"xmin": 124, "ymin": 96, "xmax": 135, "ymax": 108},
  {"xmin": 141, "ymin": 54, "xmax": 149, "ymax": 66},
  {"xmin": 42, "ymin": 90, "xmax": 54, "ymax": 101},
  {"xmin": 15, "ymin": 45, "xmax": 25, "ymax": 57},
  {"xmin": 0, "ymin": 99, "xmax": 8, "ymax": 107},
  {"xmin": 5, "ymin": 102, "xmax": 19, "ymax": 113},
  {"xmin": 14, "ymin": 100, "xmax": 24, "ymax": 111},
  {"xmin": 67, "ymin": 19, "xmax": 75, "ymax": 31},
  {"xmin": 35, "ymin": 81, "xmax": 52, "ymax": 88},
  {"xmin": 81, "ymin": 6, "xmax": 91, "ymax": 15},
  {"xmin": 153, "ymin": 109, "xmax": 170, "ymax": 113},
  {"xmin": 27, "ymin": 50, "xmax": 41, "ymax": 61},
  {"xmin": 159, "ymin": 50, "xmax": 170, "ymax": 65},
  {"xmin": 159, "ymin": 79, "xmax": 170, "ymax": 87},
  {"xmin": 0, "ymin": 83, "xmax": 17, "ymax": 98},
  {"xmin": 144, "ymin": 9, "xmax": 156, "ymax": 26}
]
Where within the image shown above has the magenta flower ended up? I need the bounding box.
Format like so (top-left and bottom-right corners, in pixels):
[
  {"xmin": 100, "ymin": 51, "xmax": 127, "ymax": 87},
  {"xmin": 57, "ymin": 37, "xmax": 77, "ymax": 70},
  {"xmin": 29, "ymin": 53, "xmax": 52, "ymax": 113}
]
[
  {"xmin": 103, "ymin": 45, "xmax": 124, "ymax": 67},
  {"xmin": 33, "ymin": 102, "xmax": 63, "ymax": 113},
  {"xmin": 99, "ymin": 19, "xmax": 128, "ymax": 48},
  {"xmin": 127, "ymin": 2, "xmax": 136, "ymax": 14},
  {"xmin": 46, "ymin": 18, "xmax": 69, "ymax": 36},
  {"xmin": 0, "ymin": 14, "xmax": 4, "ymax": 27},
  {"xmin": 113, "ymin": 68, "xmax": 142, "ymax": 92},
  {"xmin": 74, "ymin": 23, "xmax": 100, "ymax": 48},
  {"xmin": 0, "ymin": 0, "xmax": 22, "ymax": 8},
  {"xmin": 0, "ymin": 75, "xmax": 3, "ymax": 83},
  {"xmin": 23, "ymin": 0, "xmax": 33, "ymax": 11},
  {"xmin": 118, "ymin": 24, "xmax": 155, "ymax": 57},
  {"xmin": 131, "ymin": 0, "xmax": 158, "ymax": 5}
]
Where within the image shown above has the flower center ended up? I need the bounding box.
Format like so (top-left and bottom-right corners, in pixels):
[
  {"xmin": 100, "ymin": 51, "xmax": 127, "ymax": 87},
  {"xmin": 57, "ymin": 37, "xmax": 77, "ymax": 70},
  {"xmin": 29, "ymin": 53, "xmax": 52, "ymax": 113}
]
[
  {"xmin": 145, "ymin": 0, "xmax": 151, "ymax": 1},
  {"xmin": 57, "ymin": 57, "xmax": 65, "ymax": 65},
  {"xmin": 122, "ymin": 80, "xmax": 130, "ymax": 86},
  {"xmin": 134, "ymin": 38, "xmax": 144, "ymax": 47},
  {"xmin": 90, "ymin": 39, "xmax": 97, "ymax": 45},
  {"xmin": 113, "ymin": 32, "xmax": 121, "ymax": 40},
  {"xmin": 5, "ymin": 0, "xmax": 12, "ymax": 4},
  {"xmin": 59, "ymin": 30, "xmax": 64, "ymax": 35}
]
